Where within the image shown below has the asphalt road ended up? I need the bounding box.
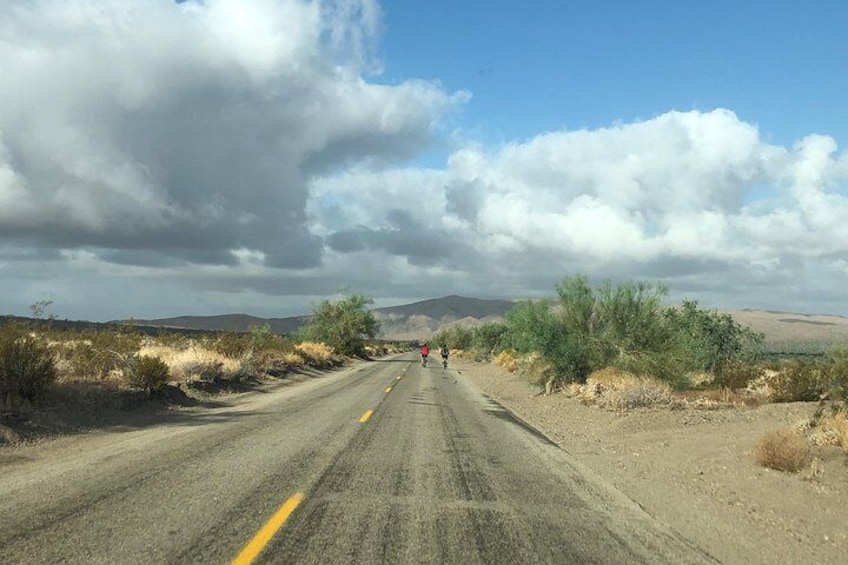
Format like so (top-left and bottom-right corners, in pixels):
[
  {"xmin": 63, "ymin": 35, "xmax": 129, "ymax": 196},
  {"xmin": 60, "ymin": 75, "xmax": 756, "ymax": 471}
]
[{"xmin": 0, "ymin": 353, "xmax": 716, "ymax": 564}]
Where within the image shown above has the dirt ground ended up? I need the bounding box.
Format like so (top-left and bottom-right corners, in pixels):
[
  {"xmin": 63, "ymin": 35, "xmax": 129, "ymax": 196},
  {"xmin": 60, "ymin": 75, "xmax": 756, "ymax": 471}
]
[{"xmin": 456, "ymin": 358, "xmax": 848, "ymax": 565}]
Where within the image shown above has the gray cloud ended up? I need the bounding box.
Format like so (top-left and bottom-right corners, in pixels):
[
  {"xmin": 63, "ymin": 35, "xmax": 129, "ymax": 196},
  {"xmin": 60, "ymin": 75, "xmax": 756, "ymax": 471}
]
[
  {"xmin": 2, "ymin": 3, "xmax": 848, "ymax": 321},
  {"xmin": 0, "ymin": 0, "xmax": 461, "ymax": 272},
  {"xmin": 308, "ymin": 109, "xmax": 848, "ymax": 315}
]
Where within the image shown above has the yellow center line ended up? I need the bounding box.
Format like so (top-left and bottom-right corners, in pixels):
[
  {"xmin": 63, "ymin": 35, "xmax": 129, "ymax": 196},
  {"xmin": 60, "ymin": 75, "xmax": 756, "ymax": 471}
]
[
  {"xmin": 384, "ymin": 386, "xmax": 392, "ymax": 393},
  {"xmin": 359, "ymin": 409, "xmax": 374, "ymax": 423},
  {"xmin": 232, "ymin": 492, "xmax": 304, "ymax": 565},
  {"xmin": 396, "ymin": 376, "xmax": 402, "ymax": 381}
]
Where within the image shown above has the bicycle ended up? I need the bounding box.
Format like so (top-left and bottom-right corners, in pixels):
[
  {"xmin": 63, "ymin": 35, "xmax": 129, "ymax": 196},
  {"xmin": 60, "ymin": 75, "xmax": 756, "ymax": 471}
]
[{"xmin": 421, "ymin": 354, "xmax": 428, "ymax": 367}]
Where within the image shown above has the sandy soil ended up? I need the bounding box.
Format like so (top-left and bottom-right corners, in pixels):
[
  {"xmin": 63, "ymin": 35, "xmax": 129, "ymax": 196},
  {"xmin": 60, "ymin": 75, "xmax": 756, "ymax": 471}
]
[{"xmin": 456, "ymin": 358, "xmax": 848, "ymax": 565}]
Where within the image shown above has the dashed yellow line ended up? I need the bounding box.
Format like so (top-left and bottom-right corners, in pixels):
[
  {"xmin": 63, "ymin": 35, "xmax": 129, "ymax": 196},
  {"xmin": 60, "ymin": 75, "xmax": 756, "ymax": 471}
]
[
  {"xmin": 359, "ymin": 409, "xmax": 374, "ymax": 423},
  {"xmin": 396, "ymin": 376, "xmax": 402, "ymax": 381},
  {"xmin": 232, "ymin": 492, "xmax": 304, "ymax": 565},
  {"xmin": 384, "ymin": 386, "xmax": 393, "ymax": 393}
]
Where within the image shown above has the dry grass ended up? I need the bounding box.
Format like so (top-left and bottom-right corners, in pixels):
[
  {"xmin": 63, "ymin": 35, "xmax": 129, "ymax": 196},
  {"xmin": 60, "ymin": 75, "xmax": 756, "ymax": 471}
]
[
  {"xmin": 809, "ymin": 411, "xmax": 848, "ymax": 450},
  {"xmin": 295, "ymin": 342, "xmax": 336, "ymax": 365},
  {"xmin": 451, "ymin": 349, "xmax": 473, "ymax": 360},
  {"xmin": 282, "ymin": 352, "xmax": 306, "ymax": 366},
  {"xmin": 755, "ymin": 427, "xmax": 811, "ymax": 472},
  {"xmin": 492, "ymin": 350, "xmax": 519, "ymax": 372},
  {"xmin": 137, "ymin": 344, "xmax": 240, "ymax": 382},
  {"xmin": 683, "ymin": 387, "xmax": 769, "ymax": 409},
  {"xmin": 580, "ymin": 368, "xmax": 677, "ymax": 410},
  {"xmin": 686, "ymin": 371, "xmax": 714, "ymax": 387}
]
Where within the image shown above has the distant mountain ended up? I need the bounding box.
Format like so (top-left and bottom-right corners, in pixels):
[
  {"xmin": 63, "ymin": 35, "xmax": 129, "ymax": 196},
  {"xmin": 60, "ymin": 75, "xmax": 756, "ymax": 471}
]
[
  {"xmin": 123, "ymin": 295, "xmax": 516, "ymax": 340},
  {"xmin": 122, "ymin": 313, "xmax": 309, "ymax": 335},
  {"xmin": 373, "ymin": 295, "xmax": 515, "ymax": 340},
  {"xmin": 9, "ymin": 297, "xmax": 848, "ymax": 351}
]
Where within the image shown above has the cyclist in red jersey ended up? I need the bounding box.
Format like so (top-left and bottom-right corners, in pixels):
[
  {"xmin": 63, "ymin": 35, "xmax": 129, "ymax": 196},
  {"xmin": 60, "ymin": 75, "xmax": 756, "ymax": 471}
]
[{"xmin": 420, "ymin": 343, "xmax": 430, "ymax": 366}]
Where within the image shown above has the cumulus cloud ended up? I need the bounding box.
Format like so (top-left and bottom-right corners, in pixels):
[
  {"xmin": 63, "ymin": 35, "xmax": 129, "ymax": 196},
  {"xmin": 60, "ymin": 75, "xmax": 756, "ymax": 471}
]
[
  {"xmin": 0, "ymin": 0, "xmax": 462, "ymax": 270},
  {"xmin": 2, "ymin": 1, "xmax": 848, "ymax": 319},
  {"xmin": 310, "ymin": 109, "xmax": 848, "ymax": 312}
]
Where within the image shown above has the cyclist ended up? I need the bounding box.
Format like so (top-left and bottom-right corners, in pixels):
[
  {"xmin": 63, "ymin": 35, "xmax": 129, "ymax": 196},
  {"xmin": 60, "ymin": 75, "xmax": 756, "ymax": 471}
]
[
  {"xmin": 440, "ymin": 344, "xmax": 450, "ymax": 368},
  {"xmin": 420, "ymin": 343, "xmax": 430, "ymax": 366}
]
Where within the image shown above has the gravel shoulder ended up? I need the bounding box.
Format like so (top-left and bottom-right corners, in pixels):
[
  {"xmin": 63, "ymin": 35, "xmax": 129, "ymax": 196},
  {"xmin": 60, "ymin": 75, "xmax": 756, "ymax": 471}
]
[{"xmin": 456, "ymin": 358, "xmax": 848, "ymax": 565}]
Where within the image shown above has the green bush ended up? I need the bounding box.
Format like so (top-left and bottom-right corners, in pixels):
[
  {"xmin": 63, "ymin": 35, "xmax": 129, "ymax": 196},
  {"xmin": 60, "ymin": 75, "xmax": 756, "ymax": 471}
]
[
  {"xmin": 504, "ymin": 299, "xmax": 588, "ymax": 386},
  {"xmin": 126, "ymin": 355, "xmax": 170, "ymax": 396},
  {"xmin": 209, "ymin": 332, "xmax": 252, "ymax": 358},
  {"xmin": 826, "ymin": 345, "xmax": 848, "ymax": 405},
  {"xmin": 0, "ymin": 326, "xmax": 57, "ymax": 404},
  {"xmin": 713, "ymin": 359, "xmax": 763, "ymax": 390},
  {"xmin": 431, "ymin": 325, "xmax": 474, "ymax": 351},
  {"xmin": 63, "ymin": 329, "xmax": 144, "ymax": 379},
  {"xmin": 470, "ymin": 322, "xmax": 510, "ymax": 358},
  {"xmin": 494, "ymin": 275, "xmax": 764, "ymax": 391},
  {"xmin": 664, "ymin": 299, "xmax": 763, "ymax": 374},
  {"xmin": 771, "ymin": 360, "xmax": 832, "ymax": 402},
  {"xmin": 301, "ymin": 293, "xmax": 379, "ymax": 357}
]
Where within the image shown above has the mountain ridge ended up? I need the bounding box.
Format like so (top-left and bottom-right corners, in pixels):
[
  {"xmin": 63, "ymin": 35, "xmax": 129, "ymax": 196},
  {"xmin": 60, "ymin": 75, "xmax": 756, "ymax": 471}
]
[
  {"xmin": 10, "ymin": 295, "xmax": 844, "ymax": 347},
  {"xmin": 116, "ymin": 295, "xmax": 517, "ymax": 339}
]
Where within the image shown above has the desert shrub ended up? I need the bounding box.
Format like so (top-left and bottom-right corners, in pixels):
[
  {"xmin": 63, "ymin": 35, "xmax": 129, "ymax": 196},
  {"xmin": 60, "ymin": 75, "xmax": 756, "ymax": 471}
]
[
  {"xmin": 237, "ymin": 353, "xmax": 260, "ymax": 379},
  {"xmin": 0, "ymin": 326, "xmax": 57, "ymax": 403},
  {"xmin": 664, "ymin": 299, "xmax": 764, "ymax": 375},
  {"xmin": 552, "ymin": 276, "xmax": 684, "ymax": 385},
  {"xmin": 697, "ymin": 387, "xmax": 769, "ymax": 408},
  {"xmin": 62, "ymin": 329, "xmax": 144, "ymax": 379},
  {"xmin": 587, "ymin": 279, "xmax": 671, "ymax": 358},
  {"xmin": 283, "ymin": 352, "xmax": 305, "ymax": 366},
  {"xmin": 209, "ymin": 332, "xmax": 252, "ymax": 358},
  {"xmin": 295, "ymin": 342, "xmax": 336, "ymax": 365},
  {"xmin": 505, "ymin": 299, "xmax": 588, "ymax": 388},
  {"xmin": 519, "ymin": 352, "xmax": 558, "ymax": 390},
  {"xmin": 825, "ymin": 345, "xmax": 848, "ymax": 404},
  {"xmin": 301, "ymin": 293, "xmax": 379, "ymax": 356},
  {"xmin": 809, "ymin": 411, "xmax": 848, "ymax": 450},
  {"xmin": 470, "ymin": 322, "xmax": 509, "ymax": 359},
  {"xmin": 771, "ymin": 360, "xmax": 832, "ymax": 402},
  {"xmin": 126, "ymin": 355, "xmax": 170, "ymax": 395},
  {"xmin": 488, "ymin": 274, "xmax": 765, "ymax": 391},
  {"xmin": 137, "ymin": 344, "xmax": 240, "ymax": 382},
  {"xmin": 431, "ymin": 325, "xmax": 474, "ymax": 352},
  {"xmin": 248, "ymin": 324, "xmax": 277, "ymax": 351},
  {"xmin": 713, "ymin": 359, "xmax": 764, "ymax": 390},
  {"xmin": 605, "ymin": 347, "xmax": 691, "ymax": 389},
  {"xmin": 364, "ymin": 343, "xmax": 388, "ymax": 357},
  {"xmin": 755, "ymin": 428, "xmax": 810, "ymax": 472},
  {"xmin": 150, "ymin": 331, "xmax": 191, "ymax": 350},
  {"xmin": 492, "ymin": 349, "xmax": 519, "ymax": 372},
  {"xmin": 581, "ymin": 368, "xmax": 675, "ymax": 410}
]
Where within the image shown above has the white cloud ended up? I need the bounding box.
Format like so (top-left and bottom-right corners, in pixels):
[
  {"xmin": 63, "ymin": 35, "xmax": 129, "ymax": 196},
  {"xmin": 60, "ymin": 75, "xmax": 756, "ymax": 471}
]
[
  {"xmin": 0, "ymin": 0, "xmax": 461, "ymax": 269},
  {"xmin": 310, "ymin": 109, "xmax": 848, "ymax": 313},
  {"xmin": 2, "ymin": 2, "xmax": 848, "ymax": 319}
]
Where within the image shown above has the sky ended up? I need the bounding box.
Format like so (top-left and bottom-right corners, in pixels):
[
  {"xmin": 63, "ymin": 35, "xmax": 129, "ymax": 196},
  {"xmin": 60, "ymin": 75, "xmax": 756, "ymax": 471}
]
[{"xmin": 2, "ymin": 0, "xmax": 848, "ymax": 321}]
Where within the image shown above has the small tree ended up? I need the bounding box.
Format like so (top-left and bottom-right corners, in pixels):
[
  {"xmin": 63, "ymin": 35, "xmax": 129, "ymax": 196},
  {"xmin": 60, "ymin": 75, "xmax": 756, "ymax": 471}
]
[
  {"xmin": 126, "ymin": 354, "xmax": 170, "ymax": 397},
  {"xmin": 664, "ymin": 299, "xmax": 764, "ymax": 379},
  {"xmin": 504, "ymin": 299, "xmax": 588, "ymax": 384},
  {"xmin": 0, "ymin": 325, "xmax": 57, "ymax": 404},
  {"xmin": 471, "ymin": 322, "xmax": 510, "ymax": 358},
  {"xmin": 302, "ymin": 293, "xmax": 380, "ymax": 357}
]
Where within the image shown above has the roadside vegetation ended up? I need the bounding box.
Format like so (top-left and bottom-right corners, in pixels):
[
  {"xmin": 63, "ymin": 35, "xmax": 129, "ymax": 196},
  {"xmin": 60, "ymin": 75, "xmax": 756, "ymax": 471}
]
[
  {"xmin": 431, "ymin": 274, "xmax": 848, "ymax": 473},
  {"xmin": 296, "ymin": 292, "xmax": 380, "ymax": 357},
  {"xmin": 0, "ymin": 293, "xmax": 403, "ymax": 443}
]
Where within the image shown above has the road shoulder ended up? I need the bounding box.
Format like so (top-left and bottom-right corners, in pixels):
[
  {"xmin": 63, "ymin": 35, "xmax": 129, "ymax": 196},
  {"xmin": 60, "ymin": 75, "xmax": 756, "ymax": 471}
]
[{"xmin": 456, "ymin": 358, "xmax": 848, "ymax": 564}]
